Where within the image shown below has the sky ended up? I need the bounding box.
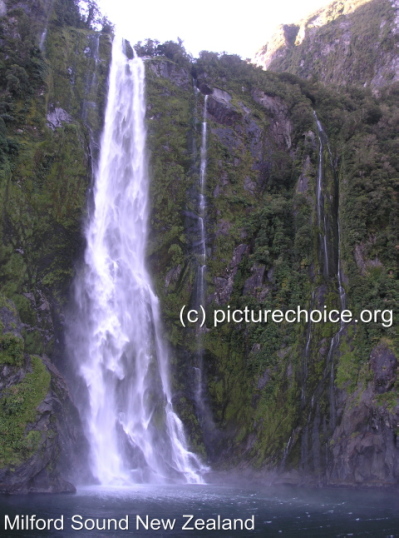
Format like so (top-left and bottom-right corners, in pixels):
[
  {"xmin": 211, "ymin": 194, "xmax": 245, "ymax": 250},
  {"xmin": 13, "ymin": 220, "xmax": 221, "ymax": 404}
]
[{"xmin": 97, "ymin": 0, "xmax": 333, "ymax": 59}]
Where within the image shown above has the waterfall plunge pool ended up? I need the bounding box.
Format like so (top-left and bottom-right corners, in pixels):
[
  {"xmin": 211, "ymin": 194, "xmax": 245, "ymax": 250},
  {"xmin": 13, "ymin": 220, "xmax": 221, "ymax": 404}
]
[{"xmin": 1, "ymin": 482, "xmax": 398, "ymax": 536}]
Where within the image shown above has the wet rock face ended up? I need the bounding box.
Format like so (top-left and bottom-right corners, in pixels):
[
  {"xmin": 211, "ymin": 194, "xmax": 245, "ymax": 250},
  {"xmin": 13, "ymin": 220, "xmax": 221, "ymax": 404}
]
[
  {"xmin": 0, "ymin": 355, "xmax": 88, "ymax": 494},
  {"xmin": 354, "ymin": 242, "xmax": 383, "ymax": 275},
  {"xmin": 0, "ymin": 299, "xmax": 88, "ymax": 494},
  {"xmin": 328, "ymin": 344, "xmax": 399, "ymax": 486},
  {"xmin": 370, "ymin": 343, "xmax": 397, "ymax": 393},
  {"xmin": 198, "ymin": 82, "xmax": 212, "ymax": 95},
  {"xmin": 328, "ymin": 383, "xmax": 399, "ymax": 486},
  {"xmin": 38, "ymin": 357, "xmax": 91, "ymax": 491},
  {"xmin": 164, "ymin": 264, "xmax": 182, "ymax": 290},
  {"xmin": 243, "ymin": 264, "xmax": 266, "ymax": 297}
]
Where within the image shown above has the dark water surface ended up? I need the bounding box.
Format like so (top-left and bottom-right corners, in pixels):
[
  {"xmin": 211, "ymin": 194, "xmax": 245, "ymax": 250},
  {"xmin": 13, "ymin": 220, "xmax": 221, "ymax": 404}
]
[{"xmin": 1, "ymin": 484, "xmax": 398, "ymax": 537}]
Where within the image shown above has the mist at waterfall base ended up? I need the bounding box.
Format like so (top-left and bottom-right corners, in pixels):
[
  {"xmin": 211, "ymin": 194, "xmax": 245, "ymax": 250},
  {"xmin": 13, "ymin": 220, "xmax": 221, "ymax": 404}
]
[{"xmin": 1, "ymin": 484, "xmax": 399, "ymax": 536}]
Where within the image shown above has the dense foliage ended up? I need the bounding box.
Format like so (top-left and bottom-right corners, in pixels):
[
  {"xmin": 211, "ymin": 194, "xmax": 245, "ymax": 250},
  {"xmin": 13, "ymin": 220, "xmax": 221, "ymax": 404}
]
[
  {"xmin": 145, "ymin": 40, "xmax": 399, "ymax": 473},
  {"xmin": 0, "ymin": 0, "xmax": 111, "ymax": 475},
  {"xmin": 0, "ymin": 0, "xmax": 397, "ymax": 486}
]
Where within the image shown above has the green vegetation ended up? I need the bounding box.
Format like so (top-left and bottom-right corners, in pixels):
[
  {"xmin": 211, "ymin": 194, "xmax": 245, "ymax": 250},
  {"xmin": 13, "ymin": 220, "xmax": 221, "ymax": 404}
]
[
  {"xmin": 0, "ymin": 332, "xmax": 24, "ymax": 365},
  {"xmin": 145, "ymin": 40, "xmax": 398, "ymax": 469},
  {"xmin": 264, "ymin": 0, "xmax": 398, "ymax": 88},
  {"xmin": 0, "ymin": 0, "xmax": 110, "ymax": 481},
  {"xmin": 0, "ymin": 294, "xmax": 24, "ymax": 365},
  {"xmin": 0, "ymin": 355, "xmax": 50, "ymax": 466},
  {"xmin": 0, "ymin": 0, "xmax": 111, "ymax": 359},
  {"xmin": 0, "ymin": 0, "xmax": 397, "ymax": 482}
]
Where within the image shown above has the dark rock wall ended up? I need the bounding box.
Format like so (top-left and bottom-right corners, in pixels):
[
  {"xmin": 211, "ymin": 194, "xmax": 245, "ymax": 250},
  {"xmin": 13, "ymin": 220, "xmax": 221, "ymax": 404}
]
[
  {"xmin": 145, "ymin": 48, "xmax": 399, "ymax": 486},
  {"xmin": 0, "ymin": 3, "xmax": 397, "ymax": 491},
  {"xmin": 0, "ymin": 0, "xmax": 111, "ymax": 493}
]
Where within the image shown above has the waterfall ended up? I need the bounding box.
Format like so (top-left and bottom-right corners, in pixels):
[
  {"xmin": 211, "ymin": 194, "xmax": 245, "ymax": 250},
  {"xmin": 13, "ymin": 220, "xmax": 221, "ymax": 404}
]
[
  {"xmin": 39, "ymin": 0, "xmax": 53, "ymax": 53},
  {"xmin": 314, "ymin": 111, "xmax": 330, "ymax": 279},
  {"xmin": 68, "ymin": 36, "xmax": 204, "ymax": 485},
  {"xmin": 193, "ymin": 94, "xmax": 216, "ymax": 447},
  {"xmin": 301, "ymin": 290, "xmax": 315, "ymax": 406},
  {"xmin": 325, "ymin": 215, "xmax": 347, "ymax": 432},
  {"xmin": 299, "ymin": 115, "xmax": 347, "ymax": 471},
  {"xmin": 197, "ymin": 94, "xmax": 208, "ymax": 307},
  {"xmin": 188, "ymin": 92, "xmax": 217, "ymax": 456},
  {"xmin": 39, "ymin": 29, "xmax": 47, "ymax": 51},
  {"xmin": 314, "ymin": 114, "xmax": 347, "ymax": 431}
]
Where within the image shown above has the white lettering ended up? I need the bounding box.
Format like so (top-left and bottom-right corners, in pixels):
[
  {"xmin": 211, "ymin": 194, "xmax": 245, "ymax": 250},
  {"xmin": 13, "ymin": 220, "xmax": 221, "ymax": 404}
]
[
  {"xmin": 182, "ymin": 514, "xmax": 195, "ymax": 530},
  {"xmin": 187, "ymin": 309, "xmax": 199, "ymax": 323},
  {"xmin": 381, "ymin": 310, "xmax": 393, "ymax": 328},
  {"xmin": 4, "ymin": 515, "xmax": 19, "ymax": 530},
  {"xmin": 272, "ymin": 310, "xmax": 283, "ymax": 323},
  {"xmin": 71, "ymin": 515, "xmax": 83, "ymax": 530},
  {"xmin": 136, "ymin": 515, "xmax": 175, "ymax": 530},
  {"xmin": 214, "ymin": 309, "xmax": 225, "ymax": 327}
]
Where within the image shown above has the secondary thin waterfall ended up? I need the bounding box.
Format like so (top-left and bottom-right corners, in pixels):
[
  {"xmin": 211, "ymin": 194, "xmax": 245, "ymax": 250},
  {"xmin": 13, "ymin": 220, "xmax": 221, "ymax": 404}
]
[
  {"xmin": 191, "ymin": 92, "xmax": 216, "ymax": 455},
  {"xmin": 300, "ymin": 115, "xmax": 345, "ymax": 470},
  {"xmin": 301, "ymin": 112, "xmax": 330, "ymax": 414},
  {"xmin": 68, "ymin": 37, "xmax": 204, "ymax": 485},
  {"xmin": 301, "ymin": 111, "xmax": 329, "ymax": 409},
  {"xmin": 194, "ymin": 95, "xmax": 212, "ymax": 423},
  {"xmin": 197, "ymin": 94, "xmax": 208, "ymax": 308},
  {"xmin": 194, "ymin": 95, "xmax": 208, "ymax": 405},
  {"xmin": 314, "ymin": 114, "xmax": 346, "ymax": 431},
  {"xmin": 314, "ymin": 111, "xmax": 330, "ymax": 279}
]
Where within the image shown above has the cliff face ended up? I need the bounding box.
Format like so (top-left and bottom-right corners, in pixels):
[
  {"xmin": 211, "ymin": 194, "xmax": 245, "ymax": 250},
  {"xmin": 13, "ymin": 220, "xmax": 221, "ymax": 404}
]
[
  {"xmin": 145, "ymin": 47, "xmax": 399, "ymax": 486},
  {"xmin": 0, "ymin": 2, "xmax": 398, "ymax": 492},
  {"xmin": 254, "ymin": 0, "xmax": 399, "ymax": 89},
  {"xmin": 0, "ymin": 0, "xmax": 111, "ymax": 492}
]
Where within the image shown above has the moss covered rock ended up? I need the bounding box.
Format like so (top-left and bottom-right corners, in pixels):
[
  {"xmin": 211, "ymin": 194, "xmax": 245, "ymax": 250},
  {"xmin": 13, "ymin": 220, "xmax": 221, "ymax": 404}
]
[
  {"xmin": 144, "ymin": 41, "xmax": 399, "ymax": 485},
  {"xmin": 0, "ymin": 298, "xmax": 87, "ymax": 493},
  {"xmin": 0, "ymin": 0, "xmax": 110, "ymax": 493},
  {"xmin": 0, "ymin": 294, "xmax": 24, "ymax": 365}
]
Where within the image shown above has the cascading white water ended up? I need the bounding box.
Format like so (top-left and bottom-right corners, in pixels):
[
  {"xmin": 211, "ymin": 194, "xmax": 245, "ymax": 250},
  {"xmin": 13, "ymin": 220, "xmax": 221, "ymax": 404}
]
[
  {"xmin": 198, "ymin": 94, "xmax": 208, "ymax": 307},
  {"xmin": 314, "ymin": 112, "xmax": 330, "ymax": 279},
  {"xmin": 301, "ymin": 289, "xmax": 315, "ymax": 405},
  {"xmin": 194, "ymin": 94, "xmax": 209, "ymax": 427},
  {"xmin": 69, "ymin": 36, "xmax": 204, "ymax": 485},
  {"xmin": 39, "ymin": 29, "xmax": 47, "ymax": 51}
]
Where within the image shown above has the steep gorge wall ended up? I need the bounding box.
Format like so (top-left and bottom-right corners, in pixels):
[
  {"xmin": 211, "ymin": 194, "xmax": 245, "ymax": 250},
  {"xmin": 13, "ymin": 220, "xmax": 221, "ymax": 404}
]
[
  {"xmin": 0, "ymin": 3, "xmax": 397, "ymax": 491},
  {"xmin": 254, "ymin": 0, "xmax": 399, "ymax": 89},
  {"xmin": 0, "ymin": 0, "xmax": 111, "ymax": 492},
  {"xmin": 145, "ymin": 48, "xmax": 399, "ymax": 486}
]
